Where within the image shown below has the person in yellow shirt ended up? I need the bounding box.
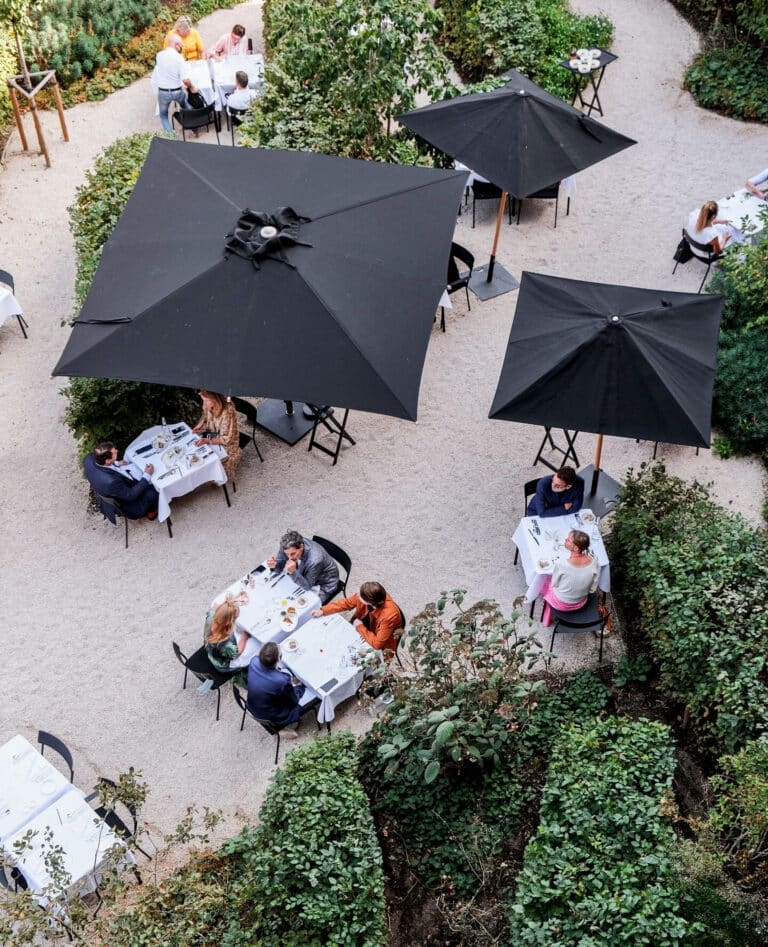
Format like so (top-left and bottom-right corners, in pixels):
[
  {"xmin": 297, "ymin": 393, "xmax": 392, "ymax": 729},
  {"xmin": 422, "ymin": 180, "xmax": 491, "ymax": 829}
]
[{"xmin": 165, "ymin": 16, "xmax": 205, "ymax": 61}]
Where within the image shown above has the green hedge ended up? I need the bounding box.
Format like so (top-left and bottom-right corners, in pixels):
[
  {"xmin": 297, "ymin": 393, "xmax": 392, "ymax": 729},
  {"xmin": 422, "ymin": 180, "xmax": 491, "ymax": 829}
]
[
  {"xmin": 437, "ymin": 0, "xmax": 613, "ymax": 98},
  {"xmin": 686, "ymin": 45, "xmax": 768, "ymax": 124},
  {"xmin": 223, "ymin": 732, "xmax": 386, "ymax": 946},
  {"xmin": 64, "ymin": 133, "xmax": 198, "ymax": 455},
  {"xmin": 508, "ymin": 717, "xmax": 693, "ymax": 945},
  {"xmin": 608, "ymin": 463, "xmax": 768, "ymax": 753}
]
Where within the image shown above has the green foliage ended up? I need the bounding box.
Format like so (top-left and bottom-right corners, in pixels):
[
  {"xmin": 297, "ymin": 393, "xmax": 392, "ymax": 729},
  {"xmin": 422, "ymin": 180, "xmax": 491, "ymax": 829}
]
[
  {"xmin": 613, "ymin": 651, "xmax": 652, "ymax": 688},
  {"xmin": 686, "ymin": 44, "xmax": 768, "ymax": 124},
  {"xmin": 0, "ymin": 29, "xmax": 17, "ymax": 128},
  {"xmin": 64, "ymin": 133, "xmax": 199, "ymax": 455},
  {"xmin": 608, "ymin": 463, "xmax": 768, "ymax": 753},
  {"xmin": 240, "ymin": 0, "xmax": 452, "ymax": 160},
  {"xmin": 438, "ymin": 0, "xmax": 613, "ymax": 98},
  {"xmin": 508, "ymin": 717, "xmax": 694, "ymax": 945},
  {"xmin": 223, "ymin": 732, "xmax": 386, "ymax": 946}
]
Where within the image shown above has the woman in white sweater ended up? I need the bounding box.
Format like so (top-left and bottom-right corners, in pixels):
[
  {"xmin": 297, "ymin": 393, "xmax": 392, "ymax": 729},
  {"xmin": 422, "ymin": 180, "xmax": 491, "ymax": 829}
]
[{"xmin": 541, "ymin": 529, "xmax": 599, "ymax": 625}]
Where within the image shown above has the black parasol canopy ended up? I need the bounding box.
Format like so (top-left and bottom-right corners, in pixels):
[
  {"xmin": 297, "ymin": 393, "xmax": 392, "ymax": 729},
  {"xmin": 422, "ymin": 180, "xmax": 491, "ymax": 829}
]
[{"xmin": 53, "ymin": 138, "xmax": 467, "ymax": 421}]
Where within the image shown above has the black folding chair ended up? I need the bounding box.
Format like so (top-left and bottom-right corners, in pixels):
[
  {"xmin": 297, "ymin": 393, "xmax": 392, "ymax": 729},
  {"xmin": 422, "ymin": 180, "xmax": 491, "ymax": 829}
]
[
  {"xmin": 38, "ymin": 731, "xmax": 74, "ymax": 782},
  {"xmin": 307, "ymin": 405, "xmax": 355, "ymax": 466},
  {"xmin": 231, "ymin": 396, "xmax": 264, "ymax": 464},
  {"xmin": 227, "ymin": 105, "xmax": 249, "ymax": 145},
  {"xmin": 547, "ymin": 592, "xmax": 607, "ymax": 665},
  {"xmin": 85, "ymin": 777, "xmax": 151, "ymax": 862},
  {"xmin": 172, "ymin": 104, "xmax": 220, "ymax": 143},
  {"xmin": 172, "ymin": 642, "xmax": 237, "ymax": 721},
  {"xmin": 311, "ymin": 535, "xmax": 351, "ymax": 599},
  {"xmin": 672, "ymin": 229, "xmax": 724, "ymax": 293},
  {"xmin": 232, "ymin": 686, "xmax": 320, "ymax": 765},
  {"xmin": 514, "ymin": 182, "xmax": 570, "ymax": 228},
  {"xmin": 471, "ymin": 181, "xmax": 512, "ymax": 228},
  {"xmin": 515, "ymin": 478, "xmax": 542, "ymax": 565},
  {"xmin": 96, "ymin": 493, "xmax": 173, "ymax": 546},
  {"xmin": 441, "ymin": 243, "xmax": 474, "ymax": 332}
]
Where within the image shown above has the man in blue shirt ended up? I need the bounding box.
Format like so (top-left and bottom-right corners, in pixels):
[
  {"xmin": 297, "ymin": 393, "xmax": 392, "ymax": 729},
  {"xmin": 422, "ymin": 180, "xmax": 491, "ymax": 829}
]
[
  {"xmin": 247, "ymin": 642, "xmax": 305, "ymax": 733},
  {"xmin": 527, "ymin": 466, "xmax": 584, "ymax": 518}
]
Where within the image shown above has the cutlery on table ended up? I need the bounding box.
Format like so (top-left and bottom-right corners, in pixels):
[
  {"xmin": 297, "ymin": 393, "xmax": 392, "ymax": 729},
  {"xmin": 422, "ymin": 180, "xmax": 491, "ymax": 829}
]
[{"xmin": 528, "ymin": 529, "xmax": 540, "ymax": 546}]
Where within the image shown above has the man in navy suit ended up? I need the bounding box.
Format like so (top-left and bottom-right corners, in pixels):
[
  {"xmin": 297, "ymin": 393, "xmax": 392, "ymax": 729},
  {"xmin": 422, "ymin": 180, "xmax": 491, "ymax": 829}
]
[
  {"xmin": 83, "ymin": 441, "xmax": 159, "ymax": 523},
  {"xmin": 246, "ymin": 642, "xmax": 306, "ymax": 734}
]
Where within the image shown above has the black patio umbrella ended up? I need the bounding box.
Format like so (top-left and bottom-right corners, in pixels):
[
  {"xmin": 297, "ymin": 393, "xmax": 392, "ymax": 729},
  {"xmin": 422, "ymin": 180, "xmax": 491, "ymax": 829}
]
[
  {"xmin": 397, "ymin": 69, "xmax": 636, "ymax": 294},
  {"xmin": 489, "ymin": 272, "xmax": 724, "ymax": 498},
  {"xmin": 53, "ymin": 137, "xmax": 467, "ymax": 433}
]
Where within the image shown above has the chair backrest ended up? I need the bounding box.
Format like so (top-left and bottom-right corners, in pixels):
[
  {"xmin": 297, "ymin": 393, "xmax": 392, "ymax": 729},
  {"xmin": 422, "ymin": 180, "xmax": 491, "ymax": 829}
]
[
  {"xmin": 37, "ymin": 730, "xmax": 75, "ymax": 782},
  {"xmin": 228, "ymin": 106, "xmax": 249, "ymax": 127},
  {"xmin": 232, "ymin": 684, "xmax": 280, "ymax": 735},
  {"xmin": 523, "ymin": 477, "xmax": 541, "ymax": 514},
  {"xmin": 231, "ymin": 396, "xmax": 256, "ymax": 426},
  {"xmin": 682, "ymin": 229, "xmax": 721, "ymax": 260},
  {"xmin": 552, "ymin": 593, "xmax": 603, "ymax": 632},
  {"xmin": 172, "ymin": 641, "xmax": 189, "ymax": 668},
  {"xmin": 451, "ymin": 242, "xmax": 474, "ymax": 270},
  {"xmin": 527, "ymin": 182, "xmax": 559, "ymax": 199},
  {"xmin": 0, "ymin": 269, "xmax": 14, "ymax": 292},
  {"xmin": 175, "ymin": 104, "xmax": 215, "ymax": 129},
  {"xmin": 311, "ymin": 535, "xmax": 351, "ymax": 582},
  {"xmin": 97, "ymin": 493, "xmax": 125, "ymax": 517},
  {"xmin": 472, "ymin": 180, "xmax": 502, "ymax": 200}
]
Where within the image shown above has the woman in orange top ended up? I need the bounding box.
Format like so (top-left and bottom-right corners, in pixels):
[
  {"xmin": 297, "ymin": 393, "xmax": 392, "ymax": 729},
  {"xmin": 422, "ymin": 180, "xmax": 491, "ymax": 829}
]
[
  {"xmin": 313, "ymin": 581, "xmax": 404, "ymax": 656},
  {"xmin": 165, "ymin": 16, "xmax": 205, "ymax": 61}
]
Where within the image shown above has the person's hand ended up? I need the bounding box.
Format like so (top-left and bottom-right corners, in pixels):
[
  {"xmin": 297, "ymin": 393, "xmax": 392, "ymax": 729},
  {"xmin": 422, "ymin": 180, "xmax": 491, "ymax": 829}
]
[
  {"xmin": 144, "ymin": 463, "xmax": 154, "ymax": 475},
  {"xmin": 290, "ymin": 676, "xmax": 301, "ymax": 686},
  {"xmin": 285, "ymin": 560, "xmax": 297, "ymax": 575},
  {"xmin": 310, "ymin": 609, "xmax": 323, "ymax": 618},
  {"xmin": 195, "ymin": 437, "xmax": 206, "ymax": 447},
  {"xmin": 564, "ymin": 501, "xmax": 572, "ymax": 510},
  {"xmin": 266, "ymin": 556, "xmax": 277, "ymax": 569},
  {"xmin": 117, "ymin": 459, "xmax": 128, "ymax": 467}
]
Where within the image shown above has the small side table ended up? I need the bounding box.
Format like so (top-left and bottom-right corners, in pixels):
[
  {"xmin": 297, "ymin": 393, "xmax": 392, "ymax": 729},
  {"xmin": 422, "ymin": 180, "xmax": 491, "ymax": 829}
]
[
  {"xmin": 559, "ymin": 49, "xmax": 617, "ymax": 118},
  {"xmin": 533, "ymin": 427, "xmax": 579, "ymax": 472}
]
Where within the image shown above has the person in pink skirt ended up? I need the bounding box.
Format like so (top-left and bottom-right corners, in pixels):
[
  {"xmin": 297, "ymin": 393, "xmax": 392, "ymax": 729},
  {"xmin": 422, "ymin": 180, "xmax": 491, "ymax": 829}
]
[{"xmin": 540, "ymin": 529, "xmax": 599, "ymax": 626}]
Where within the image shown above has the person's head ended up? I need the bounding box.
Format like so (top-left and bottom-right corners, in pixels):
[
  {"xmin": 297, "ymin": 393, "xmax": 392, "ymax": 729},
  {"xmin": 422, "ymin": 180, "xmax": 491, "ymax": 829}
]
[
  {"xmin": 198, "ymin": 390, "xmax": 227, "ymax": 415},
  {"xmin": 696, "ymin": 200, "xmax": 718, "ymax": 232},
  {"xmin": 94, "ymin": 441, "xmax": 118, "ymax": 466},
  {"xmin": 207, "ymin": 597, "xmax": 240, "ymax": 643},
  {"xmin": 231, "ymin": 24, "xmax": 246, "ymax": 42},
  {"xmin": 165, "ymin": 31, "xmax": 184, "ymax": 52},
  {"xmin": 359, "ymin": 581, "xmax": 387, "ymax": 609},
  {"xmin": 174, "ymin": 15, "xmax": 192, "ymax": 37},
  {"xmin": 260, "ymin": 641, "xmax": 279, "ymax": 668},
  {"xmin": 551, "ymin": 466, "xmax": 576, "ymax": 492},
  {"xmin": 235, "ymin": 70, "xmax": 248, "ymax": 90},
  {"xmin": 565, "ymin": 529, "xmax": 590, "ymax": 554},
  {"xmin": 280, "ymin": 530, "xmax": 305, "ymax": 561}
]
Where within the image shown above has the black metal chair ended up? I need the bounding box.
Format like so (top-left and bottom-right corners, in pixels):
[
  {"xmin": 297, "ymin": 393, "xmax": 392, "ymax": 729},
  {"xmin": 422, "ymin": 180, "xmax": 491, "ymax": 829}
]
[
  {"xmin": 514, "ymin": 478, "xmax": 542, "ymax": 565},
  {"xmin": 390, "ymin": 607, "xmax": 407, "ymax": 668},
  {"xmin": 471, "ymin": 181, "xmax": 512, "ymax": 228},
  {"xmin": 231, "ymin": 397, "xmax": 264, "ymax": 470},
  {"xmin": 172, "ymin": 642, "xmax": 236, "ymax": 721},
  {"xmin": 311, "ymin": 535, "xmax": 351, "ymax": 599},
  {"xmin": 514, "ymin": 182, "xmax": 569, "ymax": 229},
  {"xmin": 0, "ymin": 268, "xmax": 28, "ymax": 338},
  {"xmin": 96, "ymin": 493, "xmax": 173, "ymax": 546},
  {"xmin": 227, "ymin": 105, "xmax": 249, "ymax": 145},
  {"xmin": 672, "ymin": 229, "xmax": 724, "ymax": 293},
  {"xmin": 37, "ymin": 731, "xmax": 74, "ymax": 782},
  {"xmin": 85, "ymin": 777, "xmax": 151, "ymax": 863},
  {"xmin": 547, "ymin": 592, "xmax": 607, "ymax": 665},
  {"xmin": 440, "ymin": 243, "xmax": 474, "ymax": 332},
  {"xmin": 172, "ymin": 104, "xmax": 220, "ymax": 143},
  {"xmin": 232, "ymin": 685, "xmax": 320, "ymax": 765}
]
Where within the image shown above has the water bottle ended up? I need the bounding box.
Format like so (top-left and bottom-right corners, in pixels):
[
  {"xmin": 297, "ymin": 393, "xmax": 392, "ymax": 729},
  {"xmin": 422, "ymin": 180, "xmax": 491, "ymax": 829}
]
[{"xmin": 161, "ymin": 416, "xmax": 170, "ymax": 440}]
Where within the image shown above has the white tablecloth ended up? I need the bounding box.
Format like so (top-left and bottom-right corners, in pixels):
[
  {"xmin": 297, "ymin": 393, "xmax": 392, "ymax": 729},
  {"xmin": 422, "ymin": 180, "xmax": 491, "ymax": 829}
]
[
  {"xmin": 187, "ymin": 59, "xmax": 216, "ymax": 107},
  {"xmin": 211, "ymin": 567, "xmax": 320, "ymax": 665},
  {"xmin": 3, "ymin": 785, "xmax": 128, "ymax": 900},
  {"xmin": 0, "ymin": 286, "xmax": 23, "ymax": 328},
  {"xmin": 701, "ymin": 188, "xmax": 767, "ymax": 245},
  {"xmin": 512, "ymin": 509, "xmax": 610, "ymax": 603},
  {"xmin": 281, "ymin": 614, "xmax": 379, "ymax": 724},
  {"xmin": 125, "ymin": 422, "xmax": 227, "ymax": 523},
  {"xmin": 0, "ymin": 736, "xmax": 70, "ymax": 841},
  {"xmin": 211, "ymin": 54, "xmax": 264, "ymax": 110}
]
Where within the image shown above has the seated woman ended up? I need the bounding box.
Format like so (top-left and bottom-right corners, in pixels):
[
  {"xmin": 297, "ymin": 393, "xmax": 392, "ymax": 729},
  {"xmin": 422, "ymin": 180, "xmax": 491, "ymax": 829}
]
[
  {"xmin": 686, "ymin": 201, "xmax": 733, "ymax": 255},
  {"xmin": 204, "ymin": 597, "xmax": 249, "ymax": 685},
  {"xmin": 539, "ymin": 530, "xmax": 599, "ymax": 626},
  {"xmin": 165, "ymin": 15, "xmax": 204, "ymax": 61},
  {"xmin": 745, "ymin": 168, "xmax": 768, "ymax": 201},
  {"xmin": 193, "ymin": 390, "xmax": 242, "ymax": 482},
  {"xmin": 311, "ymin": 581, "xmax": 404, "ymax": 658}
]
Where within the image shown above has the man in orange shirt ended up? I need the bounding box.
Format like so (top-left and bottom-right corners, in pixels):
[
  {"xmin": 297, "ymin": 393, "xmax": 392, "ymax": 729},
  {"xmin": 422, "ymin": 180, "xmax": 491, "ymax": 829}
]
[{"xmin": 312, "ymin": 581, "xmax": 404, "ymax": 656}]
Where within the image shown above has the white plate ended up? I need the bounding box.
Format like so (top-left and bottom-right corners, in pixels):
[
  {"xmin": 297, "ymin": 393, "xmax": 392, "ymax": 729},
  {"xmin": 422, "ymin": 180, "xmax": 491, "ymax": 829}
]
[
  {"xmin": 40, "ymin": 778, "xmax": 57, "ymax": 795},
  {"xmin": 578, "ymin": 63, "xmax": 591, "ymax": 73},
  {"xmin": 589, "ymin": 47, "xmax": 602, "ymax": 57}
]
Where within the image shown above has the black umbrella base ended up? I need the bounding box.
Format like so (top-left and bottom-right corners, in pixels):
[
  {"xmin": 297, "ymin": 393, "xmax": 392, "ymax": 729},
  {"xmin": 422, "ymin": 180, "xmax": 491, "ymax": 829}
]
[
  {"xmin": 578, "ymin": 464, "xmax": 621, "ymax": 519},
  {"xmin": 257, "ymin": 399, "xmax": 315, "ymax": 445},
  {"xmin": 469, "ymin": 264, "xmax": 519, "ymax": 300}
]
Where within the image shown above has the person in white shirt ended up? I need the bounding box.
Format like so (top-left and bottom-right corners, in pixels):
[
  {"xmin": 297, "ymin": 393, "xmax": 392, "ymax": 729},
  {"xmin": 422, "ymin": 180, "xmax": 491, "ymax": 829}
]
[
  {"xmin": 745, "ymin": 168, "xmax": 768, "ymax": 201},
  {"xmin": 227, "ymin": 70, "xmax": 256, "ymax": 112},
  {"xmin": 210, "ymin": 24, "xmax": 246, "ymax": 59},
  {"xmin": 686, "ymin": 201, "xmax": 733, "ymax": 256},
  {"xmin": 154, "ymin": 36, "xmax": 192, "ymax": 134}
]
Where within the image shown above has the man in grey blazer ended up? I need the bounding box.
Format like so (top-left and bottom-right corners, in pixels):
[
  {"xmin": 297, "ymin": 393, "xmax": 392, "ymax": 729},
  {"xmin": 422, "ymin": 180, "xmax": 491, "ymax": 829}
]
[{"xmin": 267, "ymin": 530, "xmax": 340, "ymax": 603}]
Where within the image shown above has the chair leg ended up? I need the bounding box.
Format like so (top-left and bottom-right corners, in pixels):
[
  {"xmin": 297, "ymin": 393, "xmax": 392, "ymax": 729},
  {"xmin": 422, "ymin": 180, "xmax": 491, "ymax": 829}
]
[
  {"xmin": 698, "ymin": 264, "xmax": 711, "ymax": 294},
  {"xmin": 553, "ymin": 195, "xmax": 559, "ymax": 229},
  {"xmin": 440, "ymin": 306, "xmax": 445, "ymax": 332},
  {"xmin": 183, "ymin": 668, "xmax": 188, "ymax": 690},
  {"xmin": 514, "ymin": 547, "xmax": 519, "ymax": 565},
  {"xmin": 465, "ymin": 285, "xmax": 471, "ymax": 311},
  {"xmin": 16, "ymin": 314, "xmax": 28, "ymax": 338},
  {"xmin": 566, "ymin": 196, "xmax": 571, "ymax": 217},
  {"xmin": 123, "ymin": 516, "xmax": 128, "ymax": 549},
  {"xmin": 516, "ymin": 200, "xmax": 522, "ymax": 225},
  {"xmin": 240, "ymin": 708, "xmax": 246, "ymax": 731},
  {"xmin": 232, "ymin": 480, "xmax": 237, "ymax": 493},
  {"xmin": 215, "ymin": 688, "xmax": 221, "ymax": 722},
  {"xmin": 672, "ymin": 259, "xmax": 680, "ymax": 276},
  {"xmin": 166, "ymin": 517, "xmax": 173, "ymax": 539},
  {"xmin": 222, "ymin": 484, "xmax": 231, "ymax": 507},
  {"xmin": 547, "ymin": 628, "xmax": 557, "ymax": 666},
  {"xmin": 253, "ymin": 435, "xmax": 264, "ymax": 463},
  {"xmin": 395, "ymin": 649, "xmax": 403, "ymax": 669},
  {"xmin": 274, "ymin": 734, "xmax": 280, "ymax": 766},
  {"xmin": 472, "ymin": 199, "xmax": 476, "ymax": 229},
  {"xmin": 598, "ymin": 626, "xmax": 605, "ymax": 663}
]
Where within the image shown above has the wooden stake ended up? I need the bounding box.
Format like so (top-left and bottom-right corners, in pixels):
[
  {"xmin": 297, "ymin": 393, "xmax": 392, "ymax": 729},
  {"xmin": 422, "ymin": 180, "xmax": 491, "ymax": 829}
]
[
  {"xmin": 7, "ymin": 85, "xmax": 28, "ymax": 151},
  {"xmin": 51, "ymin": 78, "xmax": 69, "ymax": 142},
  {"xmin": 29, "ymin": 103, "xmax": 50, "ymax": 168}
]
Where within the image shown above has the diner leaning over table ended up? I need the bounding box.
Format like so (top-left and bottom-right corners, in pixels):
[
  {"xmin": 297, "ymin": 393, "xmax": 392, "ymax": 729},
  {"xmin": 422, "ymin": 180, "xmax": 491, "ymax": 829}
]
[
  {"xmin": 527, "ymin": 466, "xmax": 584, "ymax": 518},
  {"xmin": 204, "ymin": 596, "xmax": 248, "ymax": 684},
  {"xmin": 686, "ymin": 201, "xmax": 734, "ymax": 254},
  {"xmin": 745, "ymin": 167, "xmax": 768, "ymax": 201},
  {"xmin": 83, "ymin": 441, "xmax": 159, "ymax": 521},
  {"xmin": 312, "ymin": 581, "xmax": 404, "ymax": 657},
  {"xmin": 192, "ymin": 389, "xmax": 241, "ymax": 481},
  {"xmin": 538, "ymin": 529, "xmax": 599, "ymax": 626},
  {"xmin": 267, "ymin": 530, "xmax": 340, "ymax": 604}
]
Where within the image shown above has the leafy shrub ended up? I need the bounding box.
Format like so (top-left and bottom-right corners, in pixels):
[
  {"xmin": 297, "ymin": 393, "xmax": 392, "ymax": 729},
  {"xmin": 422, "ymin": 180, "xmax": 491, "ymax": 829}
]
[
  {"xmin": 508, "ymin": 717, "xmax": 694, "ymax": 945},
  {"xmin": 608, "ymin": 463, "xmax": 768, "ymax": 753},
  {"xmin": 64, "ymin": 133, "xmax": 198, "ymax": 454},
  {"xmin": 223, "ymin": 732, "xmax": 386, "ymax": 946},
  {"xmin": 0, "ymin": 28, "xmax": 16, "ymax": 130},
  {"xmin": 613, "ymin": 652, "xmax": 652, "ymax": 688},
  {"xmin": 240, "ymin": 0, "xmax": 451, "ymax": 160},
  {"xmin": 438, "ymin": 0, "xmax": 613, "ymax": 98},
  {"xmin": 685, "ymin": 44, "xmax": 768, "ymax": 124}
]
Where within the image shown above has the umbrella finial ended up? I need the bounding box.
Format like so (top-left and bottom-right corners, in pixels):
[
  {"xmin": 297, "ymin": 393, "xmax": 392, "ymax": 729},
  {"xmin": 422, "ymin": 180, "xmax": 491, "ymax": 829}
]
[{"xmin": 609, "ymin": 314, "xmax": 621, "ymax": 325}]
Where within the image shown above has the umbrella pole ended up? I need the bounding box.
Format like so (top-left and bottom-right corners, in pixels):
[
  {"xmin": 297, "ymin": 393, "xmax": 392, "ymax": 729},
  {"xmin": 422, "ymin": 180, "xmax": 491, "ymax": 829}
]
[
  {"xmin": 486, "ymin": 192, "xmax": 508, "ymax": 282},
  {"xmin": 591, "ymin": 434, "xmax": 603, "ymax": 494}
]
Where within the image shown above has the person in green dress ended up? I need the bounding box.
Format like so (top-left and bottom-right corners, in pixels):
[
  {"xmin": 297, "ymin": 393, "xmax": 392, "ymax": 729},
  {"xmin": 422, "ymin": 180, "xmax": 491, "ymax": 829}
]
[{"xmin": 204, "ymin": 597, "xmax": 249, "ymax": 686}]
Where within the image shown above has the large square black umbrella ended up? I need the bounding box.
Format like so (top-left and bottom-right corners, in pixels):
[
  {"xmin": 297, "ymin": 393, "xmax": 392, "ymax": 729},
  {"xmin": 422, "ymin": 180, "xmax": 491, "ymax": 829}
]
[
  {"xmin": 53, "ymin": 138, "xmax": 467, "ymax": 427},
  {"xmin": 397, "ymin": 70, "xmax": 636, "ymax": 294},
  {"xmin": 489, "ymin": 272, "xmax": 724, "ymax": 498}
]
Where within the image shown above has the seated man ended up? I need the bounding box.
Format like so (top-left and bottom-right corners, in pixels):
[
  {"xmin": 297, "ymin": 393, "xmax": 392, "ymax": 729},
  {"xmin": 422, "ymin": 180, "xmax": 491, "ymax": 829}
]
[
  {"xmin": 745, "ymin": 168, "xmax": 768, "ymax": 201},
  {"xmin": 226, "ymin": 70, "xmax": 256, "ymax": 112},
  {"xmin": 246, "ymin": 642, "xmax": 305, "ymax": 735},
  {"xmin": 527, "ymin": 466, "xmax": 584, "ymax": 518},
  {"xmin": 312, "ymin": 581, "xmax": 403, "ymax": 656},
  {"xmin": 83, "ymin": 441, "xmax": 159, "ymax": 522},
  {"xmin": 266, "ymin": 530, "xmax": 340, "ymax": 604}
]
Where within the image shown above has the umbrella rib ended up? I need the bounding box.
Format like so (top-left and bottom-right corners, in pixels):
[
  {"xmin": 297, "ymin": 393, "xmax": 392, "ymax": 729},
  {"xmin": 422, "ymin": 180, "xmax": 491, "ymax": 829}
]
[
  {"xmin": 310, "ymin": 174, "xmax": 465, "ymax": 222},
  {"xmin": 169, "ymin": 151, "xmax": 243, "ymax": 212}
]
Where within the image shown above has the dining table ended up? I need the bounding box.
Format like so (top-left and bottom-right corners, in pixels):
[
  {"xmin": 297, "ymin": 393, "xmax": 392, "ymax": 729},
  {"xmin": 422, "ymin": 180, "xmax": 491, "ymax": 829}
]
[
  {"xmin": 187, "ymin": 59, "xmax": 216, "ymax": 108},
  {"xmin": 0, "ymin": 285, "xmax": 24, "ymax": 329},
  {"xmin": 280, "ymin": 614, "xmax": 380, "ymax": 724},
  {"xmin": 211, "ymin": 53, "xmax": 265, "ymax": 110},
  {"xmin": 0, "ymin": 736, "xmax": 70, "ymax": 840},
  {"xmin": 124, "ymin": 421, "xmax": 228, "ymax": 523},
  {"xmin": 512, "ymin": 508, "xmax": 610, "ymax": 603},
  {"xmin": 691, "ymin": 189, "xmax": 767, "ymax": 245}
]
